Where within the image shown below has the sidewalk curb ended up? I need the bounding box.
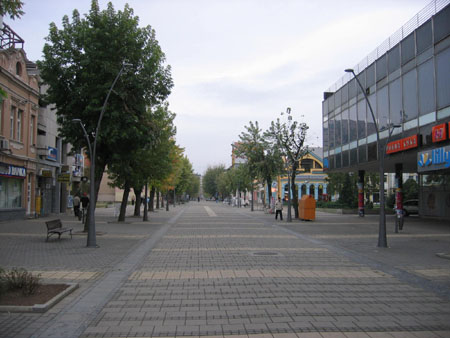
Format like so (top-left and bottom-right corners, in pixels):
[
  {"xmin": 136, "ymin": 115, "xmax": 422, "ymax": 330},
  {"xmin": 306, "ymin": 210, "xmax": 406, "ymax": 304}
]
[{"xmin": 0, "ymin": 283, "xmax": 78, "ymax": 313}]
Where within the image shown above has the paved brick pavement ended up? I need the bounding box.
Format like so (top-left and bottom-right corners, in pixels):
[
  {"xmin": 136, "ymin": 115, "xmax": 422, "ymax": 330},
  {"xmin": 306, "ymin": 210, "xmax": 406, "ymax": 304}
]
[{"xmin": 1, "ymin": 202, "xmax": 449, "ymax": 338}]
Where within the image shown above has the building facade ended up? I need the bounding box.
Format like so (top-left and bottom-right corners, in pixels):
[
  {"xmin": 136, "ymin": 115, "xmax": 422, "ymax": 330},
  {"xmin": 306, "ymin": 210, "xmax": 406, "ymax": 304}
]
[
  {"xmin": 0, "ymin": 46, "xmax": 39, "ymax": 220},
  {"xmin": 322, "ymin": 1, "xmax": 450, "ymax": 219}
]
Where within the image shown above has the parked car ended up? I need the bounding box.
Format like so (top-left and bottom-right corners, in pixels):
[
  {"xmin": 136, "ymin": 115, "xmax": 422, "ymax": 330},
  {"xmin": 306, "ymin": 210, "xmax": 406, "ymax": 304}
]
[{"xmin": 395, "ymin": 199, "xmax": 419, "ymax": 216}]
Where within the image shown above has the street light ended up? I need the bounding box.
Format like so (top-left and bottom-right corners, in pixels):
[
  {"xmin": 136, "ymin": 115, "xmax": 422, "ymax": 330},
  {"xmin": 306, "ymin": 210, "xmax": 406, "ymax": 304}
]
[
  {"xmin": 345, "ymin": 68, "xmax": 399, "ymax": 248},
  {"xmin": 73, "ymin": 61, "xmax": 132, "ymax": 248}
]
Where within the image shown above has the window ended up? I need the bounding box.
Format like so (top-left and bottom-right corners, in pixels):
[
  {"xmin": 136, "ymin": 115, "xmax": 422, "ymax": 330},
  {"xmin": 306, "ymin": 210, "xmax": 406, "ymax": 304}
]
[
  {"xmin": 323, "ymin": 121, "xmax": 329, "ymax": 151},
  {"xmin": 377, "ymin": 86, "xmax": 389, "ymax": 130},
  {"xmin": 329, "ymin": 118, "xmax": 335, "ymax": 148},
  {"xmin": 342, "ymin": 150, "xmax": 349, "ymax": 167},
  {"xmin": 356, "ymin": 70, "xmax": 366, "ymax": 95},
  {"xmin": 335, "ymin": 88, "xmax": 342, "ymax": 108},
  {"xmin": 348, "ymin": 78, "xmax": 356, "ymax": 100},
  {"xmin": 434, "ymin": 5, "xmax": 450, "ymax": 44},
  {"xmin": 15, "ymin": 62, "xmax": 22, "ymax": 76},
  {"xmin": 0, "ymin": 177, "xmax": 23, "ymax": 208},
  {"xmin": 342, "ymin": 83, "xmax": 348, "ymax": 104},
  {"xmin": 436, "ymin": 47, "xmax": 450, "ymax": 109},
  {"xmin": 335, "ymin": 113, "xmax": 342, "ymax": 146},
  {"xmin": 358, "ymin": 145, "xmax": 367, "ymax": 163},
  {"xmin": 418, "ymin": 59, "xmax": 435, "ymax": 115},
  {"xmin": 17, "ymin": 109, "xmax": 23, "ymax": 142},
  {"xmin": 0, "ymin": 101, "xmax": 3, "ymax": 135},
  {"xmin": 357, "ymin": 99, "xmax": 366, "ymax": 138},
  {"xmin": 368, "ymin": 142, "xmax": 377, "ymax": 162},
  {"xmin": 30, "ymin": 115, "xmax": 35, "ymax": 145},
  {"xmin": 389, "ymin": 78, "xmax": 402, "ymax": 125},
  {"xmin": 349, "ymin": 104, "xmax": 357, "ymax": 142},
  {"xmin": 402, "ymin": 69, "xmax": 418, "ymax": 120},
  {"xmin": 10, "ymin": 106, "xmax": 15, "ymax": 138},
  {"xmin": 350, "ymin": 148, "xmax": 357, "ymax": 165},
  {"xmin": 388, "ymin": 44, "xmax": 400, "ymax": 74},
  {"xmin": 416, "ymin": 20, "xmax": 432, "ymax": 55},
  {"xmin": 342, "ymin": 109, "xmax": 349, "ymax": 145},
  {"xmin": 401, "ymin": 33, "xmax": 415, "ymax": 65},
  {"xmin": 366, "ymin": 63, "xmax": 375, "ymax": 88},
  {"xmin": 376, "ymin": 54, "xmax": 387, "ymax": 81},
  {"xmin": 367, "ymin": 93, "xmax": 377, "ymax": 135}
]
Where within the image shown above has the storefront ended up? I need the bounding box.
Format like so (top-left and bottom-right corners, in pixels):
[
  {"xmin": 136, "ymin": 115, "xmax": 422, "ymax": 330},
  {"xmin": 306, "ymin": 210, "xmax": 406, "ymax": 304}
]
[{"xmin": 0, "ymin": 162, "xmax": 27, "ymax": 220}]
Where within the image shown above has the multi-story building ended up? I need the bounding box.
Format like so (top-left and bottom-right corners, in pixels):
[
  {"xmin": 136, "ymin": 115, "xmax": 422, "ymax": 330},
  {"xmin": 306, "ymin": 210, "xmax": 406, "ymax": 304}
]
[
  {"xmin": 0, "ymin": 24, "xmax": 39, "ymax": 220},
  {"xmin": 322, "ymin": 0, "xmax": 450, "ymax": 220}
]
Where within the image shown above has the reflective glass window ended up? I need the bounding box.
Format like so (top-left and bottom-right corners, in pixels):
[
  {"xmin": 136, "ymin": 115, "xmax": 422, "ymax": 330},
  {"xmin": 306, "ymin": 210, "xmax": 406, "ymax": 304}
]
[
  {"xmin": 342, "ymin": 151, "xmax": 349, "ymax": 167},
  {"xmin": 376, "ymin": 54, "xmax": 387, "ymax": 81},
  {"xmin": 388, "ymin": 44, "xmax": 400, "ymax": 74},
  {"xmin": 368, "ymin": 143, "xmax": 377, "ymax": 161},
  {"xmin": 328, "ymin": 94, "xmax": 335, "ymax": 113},
  {"xmin": 434, "ymin": 5, "xmax": 450, "ymax": 43},
  {"xmin": 335, "ymin": 88, "xmax": 342, "ymax": 108},
  {"xmin": 377, "ymin": 86, "xmax": 389, "ymax": 130},
  {"xmin": 349, "ymin": 78, "xmax": 356, "ymax": 99},
  {"xmin": 342, "ymin": 109, "xmax": 349, "ymax": 145},
  {"xmin": 389, "ymin": 78, "xmax": 402, "ymax": 125},
  {"xmin": 367, "ymin": 93, "xmax": 377, "ymax": 135},
  {"xmin": 416, "ymin": 20, "xmax": 432, "ymax": 54},
  {"xmin": 418, "ymin": 59, "xmax": 435, "ymax": 115},
  {"xmin": 342, "ymin": 83, "xmax": 348, "ymax": 104},
  {"xmin": 335, "ymin": 153, "xmax": 342, "ymax": 169},
  {"xmin": 335, "ymin": 113, "xmax": 342, "ymax": 146},
  {"xmin": 357, "ymin": 99, "xmax": 366, "ymax": 138},
  {"xmin": 357, "ymin": 70, "xmax": 366, "ymax": 94},
  {"xmin": 323, "ymin": 121, "xmax": 329, "ymax": 151},
  {"xmin": 436, "ymin": 47, "xmax": 450, "ymax": 109},
  {"xmin": 358, "ymin": 145, "xmax": 367, "ymax": 163},
  {"xmin": 366, "ymin": 64, "xmax": 375, "ymax": 88},
  {"xmin": 402, "ymin": 69, "xmax": 418, "ymax": 120},
  {"xmin": 401, "ymin": 33, "xmax": 415, "ymax": 65},
  {"xmin": 350, "ymin": 148, "xmax": 357, "ymax": 165},
  {"xmin": 349, "ymin": 104, "xmax": 357, "ymax": 142}
]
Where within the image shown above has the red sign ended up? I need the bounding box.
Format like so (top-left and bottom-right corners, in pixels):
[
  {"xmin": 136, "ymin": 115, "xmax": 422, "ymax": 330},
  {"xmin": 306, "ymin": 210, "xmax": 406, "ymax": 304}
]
[
  {"xmin": 432, "ymin": 123, "xmax": 447, "ymax": 143},
  {"xmin": 386, "ymin": 135, "xmax": 418, "ymax": 154}
]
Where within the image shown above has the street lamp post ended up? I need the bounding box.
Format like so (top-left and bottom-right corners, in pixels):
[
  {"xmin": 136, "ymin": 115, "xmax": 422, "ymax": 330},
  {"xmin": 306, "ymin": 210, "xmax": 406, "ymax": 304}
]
[
  {"xmin": 73, "ymin": 62, "xmax": 131, "ymax": 248},
  {"xmin": 345, "ymin": 68, "xmax": 393, "ymax": 248}
]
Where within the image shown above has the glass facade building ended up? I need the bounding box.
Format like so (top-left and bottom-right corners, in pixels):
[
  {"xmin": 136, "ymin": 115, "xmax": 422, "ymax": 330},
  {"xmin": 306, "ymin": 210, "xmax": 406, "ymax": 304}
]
[{"xmin": 322, "ymin": 1, "xmax": 450, "ymax": 219}]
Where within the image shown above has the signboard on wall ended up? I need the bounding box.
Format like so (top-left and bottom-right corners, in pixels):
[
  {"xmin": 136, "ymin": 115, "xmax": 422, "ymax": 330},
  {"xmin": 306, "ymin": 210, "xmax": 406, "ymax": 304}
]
[
  {"xmin": 432, "ymin": 123, "xmax": 447, "ymax": 143},
  {"xmin": 417, "ymin": 145, "xmax": 450, "ymax": 172},
  {"xmin": 47, "ymin": 147, "xmax": 58, "ymax": 161},
  {"xmin": 0, "ymin": 162, "xmax": 27, "ymax": 178},
  {"xmin": 386, "ymin": 135, "xmax": 418, "ymax": 154}
]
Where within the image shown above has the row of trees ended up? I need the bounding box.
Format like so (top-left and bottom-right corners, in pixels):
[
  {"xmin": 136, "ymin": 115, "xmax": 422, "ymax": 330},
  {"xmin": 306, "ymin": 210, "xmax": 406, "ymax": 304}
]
[
  {"xmin": 204, "ymin": 112, "xmax": 309, "ymax": 218},
  {"xmin": 36, "ymin": 1, "xmax": 197, "ymax": 223}
]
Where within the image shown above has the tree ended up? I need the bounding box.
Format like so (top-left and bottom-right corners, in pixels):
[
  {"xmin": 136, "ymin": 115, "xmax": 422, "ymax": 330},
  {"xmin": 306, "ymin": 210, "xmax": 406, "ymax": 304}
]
[
  {"xmin": 203, "ymin": 165, "xmax": 226, "ymax": 199},
  {"xmin": 265, "ymin": 113, "xmax": 308, "ymax": 218},
  {"xmin": 0, "ymin": 0, "xmax": 24, "ymax": 20},
  {"xmin": 236, "ymin": 121, "xmax": 283, "ymax": 207},
  {"xmin": 38, "ymin": 1, "xmax": 173, "ymax": 228},
  {"xmin": 339, "ymin": 173, "xmax": 358, "ymax": 208},
  {"xmin": 403, "ymin": 178, "xmax": 418, "ymax": 201}
]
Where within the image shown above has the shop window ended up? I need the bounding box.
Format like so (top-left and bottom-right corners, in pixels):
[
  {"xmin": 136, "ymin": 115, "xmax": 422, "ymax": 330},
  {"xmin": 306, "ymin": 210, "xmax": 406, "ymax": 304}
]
[
  {"xmin": 0, "ymin": 177, "xmax": 23, "ymax": 208},
  {"xmin": 418, "ymin": 59, "xmax": 435, "ymax": 115},
  {"xmin": 402, "ymin": 69, "xmax": 418, "ymax": 120},
  {"xmin": 436, "ymin": 47, "xmax": 450, "ymax": 110}
]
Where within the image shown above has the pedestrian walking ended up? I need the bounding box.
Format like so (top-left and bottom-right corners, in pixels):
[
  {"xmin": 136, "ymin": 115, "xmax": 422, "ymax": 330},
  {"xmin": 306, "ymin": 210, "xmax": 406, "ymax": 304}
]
[
  {"xmin": 73, "ymin": 194, "xmax": 81, "ymax": 219},
  {"xmin": 275, "ymin": 197, "xmax": 283, "ymax": 220}
]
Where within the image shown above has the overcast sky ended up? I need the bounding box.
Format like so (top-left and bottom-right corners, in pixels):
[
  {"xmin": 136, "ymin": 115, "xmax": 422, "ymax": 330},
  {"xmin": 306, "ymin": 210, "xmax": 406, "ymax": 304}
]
[{"xmin": 11, "ymin": 0, "xmax": 429, "ymax": 174}]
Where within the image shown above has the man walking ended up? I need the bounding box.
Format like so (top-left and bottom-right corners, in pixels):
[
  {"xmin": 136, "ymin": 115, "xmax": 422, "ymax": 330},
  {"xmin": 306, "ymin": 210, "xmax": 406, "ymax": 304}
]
[
  {"xmin": 275, "ymin": 197, "xmax": 283, "ymax": 220},
  {"xmin": 73, "ymin": 194, "xmax": 81, "ymax": 220}
]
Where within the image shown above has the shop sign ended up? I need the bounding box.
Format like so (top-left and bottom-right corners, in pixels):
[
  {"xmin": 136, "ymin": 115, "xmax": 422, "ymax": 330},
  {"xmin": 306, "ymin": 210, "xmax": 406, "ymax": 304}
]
[
  {"xmin": 41, "ymin": 169, "xmax": 53, "ymax": 178},
  {"xmin": 386, "ymin": 135, "xmax": 418, "ymax": 154},
  {"xmin": 57, "ymin": 173, "xmax": 71, "ymax": 182},
  {"xmin": 47, "ymin": 146, "xmax": 58, "ymax": 161},
  {"xmin": 0, "ymin": 163, "xmax": 27, "ymax": 178},
  {"xmin": 417, "ymin": 145, "xmax": 450, "ymax": 172},
  {"xmin": 432, "ymin": 123, "xmax": 447, "ymax": 143}
]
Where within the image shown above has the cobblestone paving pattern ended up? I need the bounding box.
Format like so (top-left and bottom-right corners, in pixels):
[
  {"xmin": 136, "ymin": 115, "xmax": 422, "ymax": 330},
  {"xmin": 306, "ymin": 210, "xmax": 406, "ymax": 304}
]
[{"xmin": 79, "ymin": 204, "xmax": 450, "ymax": 338}]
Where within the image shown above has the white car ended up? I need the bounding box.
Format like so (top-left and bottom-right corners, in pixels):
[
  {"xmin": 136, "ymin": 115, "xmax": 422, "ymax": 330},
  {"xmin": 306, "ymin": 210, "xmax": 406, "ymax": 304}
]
[{"xmin": 402, "ymin": 199, "xmax": 419, "ymax": 216}]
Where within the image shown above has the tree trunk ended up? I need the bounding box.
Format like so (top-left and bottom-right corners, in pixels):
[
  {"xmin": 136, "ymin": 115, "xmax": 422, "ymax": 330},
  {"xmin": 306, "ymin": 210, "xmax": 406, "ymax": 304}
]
[
  {"xmin": 118, "ymin": 183, "xmax": 130, "ymax": 222},
  {"xmin": 166, "ymin": 191, "xmax": 169, "ymax": 211},
  {"xmin": 251, "ymin": 184, "xmax": 254, "ymax": 211},
  {"xmin": 143, "ymin": 184, "xmax": 148, "ymax": 221},
  {"xmin": 161, "ymin": 191, "xmax": 164, "ymax": 208},
  {"xmin": 149, "ymin": 186, "xmax": 155, "ymax": 212},
  {"xmin": 266, "ymin": 177, "xmax": 272, "ymax": 208},
  {"xmin": 133, "ymin": 186, "xmax": 142, "ymax": 216},
  {"xmin": 84, "ymin": 161, "xmax": 106, "ymax": 232},
  {"xmin": 156, "ymin": 190, "xmax": 160, "ymax": 209}
]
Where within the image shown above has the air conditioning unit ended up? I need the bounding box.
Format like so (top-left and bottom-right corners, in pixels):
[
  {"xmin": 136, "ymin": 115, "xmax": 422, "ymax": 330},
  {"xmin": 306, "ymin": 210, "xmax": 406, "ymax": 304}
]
[{"xmin": 0, "ymin": 139, "xmax": 10, "ymax": 150}]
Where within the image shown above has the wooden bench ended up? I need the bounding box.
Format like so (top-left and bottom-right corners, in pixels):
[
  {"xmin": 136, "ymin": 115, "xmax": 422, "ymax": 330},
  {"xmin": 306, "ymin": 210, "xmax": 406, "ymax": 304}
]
[{"xmin": 45, "ymin": 219, "xmax": 73, "ymax": 241}]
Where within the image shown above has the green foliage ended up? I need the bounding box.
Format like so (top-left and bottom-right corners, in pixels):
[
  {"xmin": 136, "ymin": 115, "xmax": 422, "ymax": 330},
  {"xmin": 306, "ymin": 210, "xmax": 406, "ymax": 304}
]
[
  {"xmin": 339, "ymin": 173, "xmax": 358, "ymax": 208},
  {"xmin": 403, "ymin": 178, "xmax": 418, "ymax": 200},
  {"xmin": 38, "ymin": 0, "xmax": 173, "ymax": 195},
  {"xmin": 0, "ymin": 0, "xmax": 24, "ymax": 20},
  {"xmin": 203, "ymin": 165, "xmax": 226, "ymax": 198},
  {"xmin": 0, "ymin": 268, "xmax": 41, "ymax": 296}
]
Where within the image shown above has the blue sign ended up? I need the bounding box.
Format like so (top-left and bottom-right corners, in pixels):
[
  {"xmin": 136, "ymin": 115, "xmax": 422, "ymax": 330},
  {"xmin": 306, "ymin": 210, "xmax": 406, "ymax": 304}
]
[
  {"xmin": 47, "ymin": 146, "xmax": 58, "ymax": 161},
  {"xmin": 323, "ymin": 158, "xmax": 329, "ymax": 168},
  {"xmin": 418, "ymin": 145, "xmax": 450, "ymax": 172}
]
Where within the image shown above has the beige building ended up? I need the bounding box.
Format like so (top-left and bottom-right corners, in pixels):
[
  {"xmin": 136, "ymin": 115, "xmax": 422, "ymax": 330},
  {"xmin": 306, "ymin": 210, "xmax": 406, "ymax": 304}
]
[{"xmin": 0, "ymin": 33, "xmax": 40, "ymax": 220}]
